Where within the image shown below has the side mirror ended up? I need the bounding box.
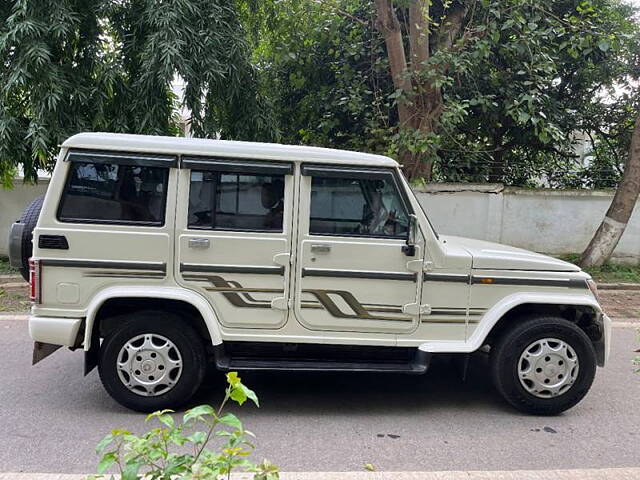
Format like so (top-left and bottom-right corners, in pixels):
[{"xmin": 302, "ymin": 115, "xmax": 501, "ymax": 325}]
[{"xmin": 402, "ymin": 214, "xmax": 417, "ymax": 257}]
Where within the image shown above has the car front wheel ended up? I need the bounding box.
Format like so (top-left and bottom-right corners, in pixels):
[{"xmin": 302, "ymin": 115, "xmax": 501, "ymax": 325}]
[
  {"xmin": 491, "ymin": 315, "xmax": 597, "ymax": 415},
  {"xmin": 98, "ymin": 312, "xmax": 207, "ymax": 412}
]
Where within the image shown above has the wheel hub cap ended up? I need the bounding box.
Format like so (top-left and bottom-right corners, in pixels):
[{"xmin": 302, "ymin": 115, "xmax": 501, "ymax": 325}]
[
  {"xmin": 117, "ymin": 334, "xmax": 183, "ymax": 397},
  {"xmin": 518, "ymin": 338, "xmax": 579, "ymax": 399}
]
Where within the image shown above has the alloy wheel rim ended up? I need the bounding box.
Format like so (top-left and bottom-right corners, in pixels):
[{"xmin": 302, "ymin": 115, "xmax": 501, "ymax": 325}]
[
  {"xmin": 517, "ymin": 337, "xmax": 579, "ymax": 399},
  {"xmin": 116, "ymin": 333, "xmax": 183, "ymax": 397}
]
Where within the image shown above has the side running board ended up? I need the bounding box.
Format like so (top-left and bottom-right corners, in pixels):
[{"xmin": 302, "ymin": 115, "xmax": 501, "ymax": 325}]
[{"xmin": 213, "ymin": 346, "xmax": 431, "ymax": 375}]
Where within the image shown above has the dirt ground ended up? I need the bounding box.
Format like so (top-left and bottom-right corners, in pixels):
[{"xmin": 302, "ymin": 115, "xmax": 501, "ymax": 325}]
[
  {"xmin": 0, "ymin": 283, "xmax": 29, "ymax": 313},
  {"xmin": 597, "ymin": 290, "xmax": 640, "ymax": 320},
  {"xmin": 1, "ymin": 276, "xmax": 639, "ymax": 320}
]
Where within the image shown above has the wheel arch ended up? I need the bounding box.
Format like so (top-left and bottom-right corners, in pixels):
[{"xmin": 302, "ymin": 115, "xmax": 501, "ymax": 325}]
[
  {"xmin": 419, "ymin": 293, "xmax": 605, "ymax": 361},
  {"xmin": 83, "ymin": 286, "xmax": 223, "ymax": 352}
]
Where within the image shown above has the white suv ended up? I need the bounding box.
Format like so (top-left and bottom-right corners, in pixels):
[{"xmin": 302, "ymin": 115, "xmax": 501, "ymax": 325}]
[{"xmin": 8, "ymin": 132, "xmax": 610, "ymax": 414}]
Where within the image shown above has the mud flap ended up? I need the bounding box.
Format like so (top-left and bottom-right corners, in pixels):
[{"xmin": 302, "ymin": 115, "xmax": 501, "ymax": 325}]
[
  {"xmin": 32, "ymin": 342, "xmax": 61, "ymax": 365},
  {"xmin": 84, "ymin": 331, "xmax": 100, "ymax": 376}
]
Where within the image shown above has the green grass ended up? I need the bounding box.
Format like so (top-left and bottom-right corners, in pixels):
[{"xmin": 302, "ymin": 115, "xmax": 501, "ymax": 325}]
[
  {"xmin": 559, "ymin": 253, "xmax": 640, "ymax": 284},
  {"xmin": 0, "ymin": 257, "xmax": 18, "ymax": 275}
]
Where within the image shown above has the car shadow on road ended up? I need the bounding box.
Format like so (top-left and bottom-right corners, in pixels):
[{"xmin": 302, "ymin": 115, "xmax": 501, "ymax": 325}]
[{"xmin": 191, "ymin": 353, "xmax": 517, "ymax": 417}]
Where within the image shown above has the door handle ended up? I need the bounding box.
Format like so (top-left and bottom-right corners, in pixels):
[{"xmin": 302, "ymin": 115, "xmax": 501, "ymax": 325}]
[
  {"xmin": 310, "ymin": 244, "xmax": 331, "ymax": 254},
  {"xmin": 188, "ymin": 238, "xmax": 210, "ymax": 249}
]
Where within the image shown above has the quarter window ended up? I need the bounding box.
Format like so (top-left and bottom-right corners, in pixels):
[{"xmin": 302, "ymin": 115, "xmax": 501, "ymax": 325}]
[
  {"xmin": 188, "ymin": 171, "xmax": 285, "ymax": 231},
  {"xmin": 58, "ymin": 161, "xmax": 169, "ymax": 225},
  {"xmin": 309, "ymin": 175, "xmax": 409, "ymax": 238}
]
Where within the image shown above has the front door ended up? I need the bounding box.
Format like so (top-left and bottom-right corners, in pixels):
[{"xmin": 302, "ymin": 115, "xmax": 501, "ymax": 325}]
[
  {"xmin": 176, "ymin": 157, "xmax": 294, "ymax": 329},
  {"xmin": 293, "ymin": 164, "xmax": 423, "ymax": 334}
]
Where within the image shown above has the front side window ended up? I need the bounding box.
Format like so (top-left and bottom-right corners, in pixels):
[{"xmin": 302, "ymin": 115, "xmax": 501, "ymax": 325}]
[
  {"xmin": 309, "ymin": 174, "xmax": 409, "ymax": 238},
  {"xmin": 58, "ymin": 162, "xmax": 168, "ymax": 225},
  {"xmin": 188, "ymin": 170, "xmax": 285, "ymax": 231}
]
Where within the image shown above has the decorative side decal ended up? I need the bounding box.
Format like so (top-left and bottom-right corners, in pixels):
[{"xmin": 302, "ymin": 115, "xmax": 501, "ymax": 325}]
[
  {"xmin": 185, "ymin": 275, "xmax": 485, "ymax": 325},
  {"xmin": 184, "ymin": 275, "xmax": 413, "ymax": 321}
]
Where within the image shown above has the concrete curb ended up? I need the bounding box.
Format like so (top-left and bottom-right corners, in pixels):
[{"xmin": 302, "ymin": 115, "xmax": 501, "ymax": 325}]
[
  {"xmin": 610, "ymin": 321, "xmax": 640, "ymax": 328},
  {"xmin": 2, "ymin": 468, "xmax": 640, "ymax": 480},
  {"xmin": 0, "ymin": 282, "xmax": 27, "ymax": 289},
  {"xmin": 0, "ymin": 275, "xmax": 21, "ymax": 280},
  {"xmin": 0, "ymin": 314, "xmax": 30, "ymax": 321}
]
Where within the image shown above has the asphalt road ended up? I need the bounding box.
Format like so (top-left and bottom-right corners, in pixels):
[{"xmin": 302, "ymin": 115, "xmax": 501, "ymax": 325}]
[{"xmin": 0, "ymin": 319, "xmax": 638, "ymax": 474}]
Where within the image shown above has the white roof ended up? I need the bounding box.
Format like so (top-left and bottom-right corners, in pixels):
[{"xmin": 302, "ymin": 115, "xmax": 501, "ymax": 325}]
[{"xmin": 62, "ymin": 132, "xmax": 399, "ymax": 168}]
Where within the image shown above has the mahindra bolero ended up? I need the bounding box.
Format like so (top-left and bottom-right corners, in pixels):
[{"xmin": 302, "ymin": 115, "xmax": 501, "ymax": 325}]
[{"xmin": 8, "ymin": 132, "xmax": 611, "ymax": 414}]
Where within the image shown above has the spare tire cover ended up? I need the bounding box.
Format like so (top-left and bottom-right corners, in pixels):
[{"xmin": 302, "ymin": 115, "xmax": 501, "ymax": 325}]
[{"xmin": 16, "ymin": 195, "xmax": 45, "ymax": 281}]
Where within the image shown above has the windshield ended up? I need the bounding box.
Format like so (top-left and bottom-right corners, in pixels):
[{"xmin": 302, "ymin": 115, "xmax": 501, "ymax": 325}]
[{"xmin": 396, "ymin": 168, "xmax": 439, "ymax": 240}]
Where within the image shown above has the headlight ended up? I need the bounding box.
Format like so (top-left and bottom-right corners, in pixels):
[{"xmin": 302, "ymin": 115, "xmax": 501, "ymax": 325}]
[{"xmin": 587, "ymin": 278, "xmax": 599, "ymax": 302}]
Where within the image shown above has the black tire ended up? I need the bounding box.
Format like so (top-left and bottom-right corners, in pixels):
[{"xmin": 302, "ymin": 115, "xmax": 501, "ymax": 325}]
[
  {"xmin": 490, "ymin": 315, "xmax": 596, "ymax": 415},
  {"xmin": 98, "ymin": 312, "xmax": 207, "ymax": 412},
  {"xmin": 16, "ymin": 195, "xmax": 45, "ymax": 281}
]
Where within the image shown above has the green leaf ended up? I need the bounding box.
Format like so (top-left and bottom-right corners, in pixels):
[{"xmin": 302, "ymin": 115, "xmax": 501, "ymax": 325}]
[
  {"xmin": 183, "ymin": 405, "xmax": 215, "ymax": 423},
  {"xmin": 230, "ymin": 385, "xmax": 247, "ymax": 405},
  {"xmin": 186, "ymin": 431, "xmax": 207, "ymax": 444},
  {"xmin": 219, "ymin": 413, "xmax": 243, "ymax": 430},
  {"xmin": 517, "ymin": 111, "xmax": 531, "ymax": 123},
  {"xmin": 97, "ymin": 452, "xmax": 117, "ymax": 474},
  {"xmin": 226, "ymin": 371, "xmax": 241, "ymax": 387},
  {"xmin": 157, "ymin": 413, "xmax": 175, "ymax": 429},
  {"xmin": 230, "ymin": 383, "xmax": 260, "ymax": 407},
  {"xmin": 597, "ymin": 40, "xmax": 610, "ymax": 52},
  {"xmin": 95, "ymin": 434, "xmax": 113, "ymax": 454},
  {"xmin": 121, "ymin": 461, "xmax": 143, "ymax": 480},
  {"xmin": 241, "ymin": 384, "xmax": 259, "ymax": 407},
  {"xmin": 145, "ymin": 409, "xmax": 174, "ymax": 423}
]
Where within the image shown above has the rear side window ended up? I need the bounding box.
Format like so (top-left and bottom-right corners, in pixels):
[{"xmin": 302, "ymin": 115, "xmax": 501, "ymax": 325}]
[
  {"xmin": 58, "ymin": 162, "xmax": 169, "ymax": 225},
  {"xmin": 188, "ymin": 170, "xmax": 285, "ymax": 231},
  {"xmin": 309, "ymin": 175, "xmax": 409, "ymax": 238}
]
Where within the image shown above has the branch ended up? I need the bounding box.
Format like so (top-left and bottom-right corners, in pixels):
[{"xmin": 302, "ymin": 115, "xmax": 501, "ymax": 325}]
[
  {"xmin": 313, "ymin": 0, "xmax": 369, "ymax": 27},
  {"xmin": 409, "ymin": 0, "xmax": 430, "ymax": 70},
  {"xmin": 537, "ymin": 143, "xmax": 581, "ymax": 159},
  {"xmin": 434, "ymin": 1, "xmax": 469, "ymax": 53},
  {"xmin": 375, "ymin": 0, "xmax": 413, "ymax": 126}
]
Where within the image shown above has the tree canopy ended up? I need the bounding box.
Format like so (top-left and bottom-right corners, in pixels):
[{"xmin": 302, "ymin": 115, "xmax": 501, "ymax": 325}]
[
  {"xmin": 0, "ymin": 0, "xmax": 277, "ymax": 185},
  {"xmin": 257, "ymin": 0, "xmax": 640, "ymax": 186},
  {"xmin": 1, "ymin": 0, "xmax": 639, "ymax": 188}
]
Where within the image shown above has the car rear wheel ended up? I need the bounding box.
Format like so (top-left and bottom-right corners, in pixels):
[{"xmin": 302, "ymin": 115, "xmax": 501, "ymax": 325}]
[
  {"xmin": 98, "ymin": 312, "xmax": 207, "ymax": 412},
  {"xmin": 491, "ymin": 315, "xmax": 596, "ymax": 415}
]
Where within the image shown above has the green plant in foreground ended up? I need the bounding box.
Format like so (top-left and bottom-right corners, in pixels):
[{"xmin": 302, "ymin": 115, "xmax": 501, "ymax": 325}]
[{"xmin": 91, "ymin": 372, "xmax": 278, "ymax": 480}]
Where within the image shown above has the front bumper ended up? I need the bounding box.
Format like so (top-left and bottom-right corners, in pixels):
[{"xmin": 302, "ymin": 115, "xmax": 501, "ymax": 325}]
[{"xmin": 29, "ymin": 315, "xmax": 83, "ymax": 347}]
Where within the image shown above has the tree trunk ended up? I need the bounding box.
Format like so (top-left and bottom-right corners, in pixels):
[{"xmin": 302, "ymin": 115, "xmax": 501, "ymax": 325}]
[
  {"xmin": 580, "ymin": 113, "xmax": 640, "ymax": 267},
  {"xmin": 375, "ymin": 1, "xmax": 468, "ymax": 182},
  {"xmin": 375, "ymin": 0, "xmax": 432, "ymax": 180},
  {"xmin": 408, "ymin": 0, "xmax": 429, "ymax": 68},
  {"xmin": 374, "ymin": 0, "xmax": 412, "ymax": 128}
]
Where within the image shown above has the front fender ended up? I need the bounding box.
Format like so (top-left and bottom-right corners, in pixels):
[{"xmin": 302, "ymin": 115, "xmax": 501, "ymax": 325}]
[
  {"xmin": 418, "ymin": 292, "xmax": 603, "ymax": 354},
  {"xmin": 83, "ymin": 285, "xmax": 223, "ymax": 351}
]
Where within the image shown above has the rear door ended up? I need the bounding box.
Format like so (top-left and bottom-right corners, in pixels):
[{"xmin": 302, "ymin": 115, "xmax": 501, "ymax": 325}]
[
  {"xmin": 175, "ymin": 157, "xmax": 294, "ymax": 329},
  {"xmin": 293, "ymin": 164, "xmax": 423, "ymax": 334}
]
